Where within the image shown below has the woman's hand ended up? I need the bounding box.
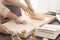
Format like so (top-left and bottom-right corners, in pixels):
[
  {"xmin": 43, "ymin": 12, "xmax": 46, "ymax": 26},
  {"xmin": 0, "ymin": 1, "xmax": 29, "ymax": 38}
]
[
  {"xmin": 0, "ymin": 25, "xmax": 9, "ymax": 34},
  {"xmin": 28, "ymin": 6, "xmax": 34, "ymax": 12},
  {"xmin": 15, "ymin": 18, "xmax": 26, "ymax": 25}
]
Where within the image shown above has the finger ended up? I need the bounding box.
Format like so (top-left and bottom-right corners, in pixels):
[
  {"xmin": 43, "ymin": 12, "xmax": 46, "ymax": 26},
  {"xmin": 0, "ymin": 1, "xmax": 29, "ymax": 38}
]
[
  {"xmin": 3, "ymin": 26, "xmax": 9, "ymax": 33},
  {"xmin": 15, "ymin": 19, "xmax": 21, "ymax": 24},
  {"xmin": 16, "ymin": 21, "xmax": 20, "ymax": 24},
  {"xmin": 19, "ymin": 21, "xmax": 26, "ymax": 25},
  {"xmin": 22, "ymin": 21, "xmax": 27, "ymax": 25},
  {"xmin": 29, "ymin": 7, "xmax": 34, "ymax": 12}
]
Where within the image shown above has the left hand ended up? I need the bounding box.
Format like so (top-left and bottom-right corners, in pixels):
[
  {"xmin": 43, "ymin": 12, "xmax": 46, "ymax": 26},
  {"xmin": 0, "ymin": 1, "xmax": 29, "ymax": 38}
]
[{"xmin": 15, "ymin": 18, "xmax": 26, "ymax": 25}]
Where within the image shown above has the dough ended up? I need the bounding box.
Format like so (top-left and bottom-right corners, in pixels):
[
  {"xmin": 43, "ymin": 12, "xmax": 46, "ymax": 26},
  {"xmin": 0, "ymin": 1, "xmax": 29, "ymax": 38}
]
[{"xmin": 30, "ymin": 13, "xmax": 45, "ymax": 21}]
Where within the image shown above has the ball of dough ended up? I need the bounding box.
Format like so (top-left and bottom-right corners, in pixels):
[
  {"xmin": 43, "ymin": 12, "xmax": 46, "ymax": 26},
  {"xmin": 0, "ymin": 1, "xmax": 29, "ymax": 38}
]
[{"xmin": 21, "ymin": 30, "xmax": 26, "ymax": 34}]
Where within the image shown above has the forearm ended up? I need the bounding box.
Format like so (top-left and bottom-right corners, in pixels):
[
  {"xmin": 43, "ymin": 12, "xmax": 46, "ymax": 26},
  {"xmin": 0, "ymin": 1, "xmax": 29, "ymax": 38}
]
[
  {"xmin": 6, "ymin": 0, "xmax": 22, "ymax": 8},
  {"xmin": 25, "ymin": 0, "xmax": 34, "ymax": 11},
  {"xmin": 25, "ymin": 0, "xmax": 31, "ymax": 7},
  {"xmin": 6, "ymin": 0, "xmax": 29, "ymax": 12},
  {"xmin": 7, "ymin": 12, "xmax": 18, "ymax": 20},
  {"xmin": 6, "ymin": 0, "xmax": 34, "ymax": 16}
]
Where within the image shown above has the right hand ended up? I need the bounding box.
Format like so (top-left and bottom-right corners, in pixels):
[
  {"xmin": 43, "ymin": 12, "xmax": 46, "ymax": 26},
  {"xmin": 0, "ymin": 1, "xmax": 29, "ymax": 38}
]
[{"xmin": 21, "ymin": 3, "xmax": 35, "ymax": 16}]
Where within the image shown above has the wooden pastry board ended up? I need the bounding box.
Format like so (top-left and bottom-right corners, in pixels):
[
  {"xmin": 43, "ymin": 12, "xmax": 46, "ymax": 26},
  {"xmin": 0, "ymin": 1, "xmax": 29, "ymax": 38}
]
[
  {"xmin": 34, "ymin": 24, "xmax": 60, "ymax": 39},
  {"xmin": 2, "ymin": 13, "xmax": 55, "ymax": 38}
]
